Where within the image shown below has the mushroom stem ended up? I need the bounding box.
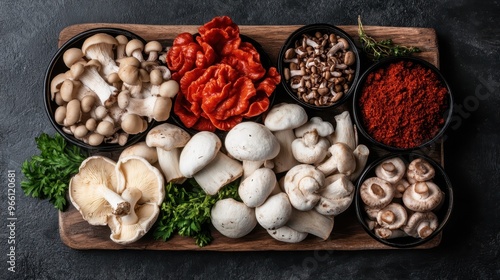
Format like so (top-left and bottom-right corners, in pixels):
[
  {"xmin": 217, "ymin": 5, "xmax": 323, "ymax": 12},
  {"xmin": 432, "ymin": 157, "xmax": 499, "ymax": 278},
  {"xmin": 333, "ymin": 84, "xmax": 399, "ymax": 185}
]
[
  {"xmin": 97, "ymin": 184, "xmax": 130, "ymax": 216},
  {"xmin": 328, "ymin": 111, "xmax": 357, "ymax": 150},
  {"xmin": 286, "ymin": 208, "xmax": 334, "ymax": 240},
  {"xmin": 79, "ymin": 63, "xmax": 118, "ymax": 106},
  {"xmin": 157, "ymin": 148, "xmax": 185, "ymax": 184},
  {"xmin": 120, "ymin": 187, "xmax": 142, "ymax": 225},
  {"xmin": 193, "ymin": 152, "xmax": 243, "ymax": 195},
  {"xmin": 242, "ymin": 160, "xmax": 265, "ymax": 180},
  {"xmin": 350, "ymin": 144, "xmax": 370, "ymax": 181},
  {"xmin": 272, "ymin": 129, "xmax": 300, "ymax": 174}
]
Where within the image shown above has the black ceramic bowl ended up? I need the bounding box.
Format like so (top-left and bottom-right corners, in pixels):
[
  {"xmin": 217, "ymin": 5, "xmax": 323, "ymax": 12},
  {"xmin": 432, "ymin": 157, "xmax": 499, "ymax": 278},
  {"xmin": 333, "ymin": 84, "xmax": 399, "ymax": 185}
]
[
  {"xmin": 354, "ymin": 152, "xmax": 453, "ymax": 248},
  {"xmin": 277, "ymin": 23, "xmax": 361, "ymax": 110},
  {"xmin": 170, "ymin": 34, "xmax": 275, "ymax": 136},
  {"xmin": 44, "ymin": 28, "xmax": 153, "ymax": 151},
  {"xmin": 352, "ymin": 56, "xmax": 453, "ymax": 152}
]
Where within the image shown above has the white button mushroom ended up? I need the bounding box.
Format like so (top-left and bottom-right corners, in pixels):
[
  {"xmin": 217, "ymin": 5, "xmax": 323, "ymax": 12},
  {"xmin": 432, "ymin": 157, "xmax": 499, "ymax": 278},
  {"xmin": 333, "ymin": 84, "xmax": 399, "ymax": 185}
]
[
  {"xmin": 238, "ymin": 167, "xmax": 277, "ymax": 208},
  {"xmin": 146, "ymin": 123, "xmax": 191, "ymax": 183},
  {"xmin": 283, "ymin": 164, "xmax": 325, "ymax": 211},
  {"xmin": 403, "ymin": 211, "xmax": 439, "ymax": 239},
  {"xmin": 291, "ymin": 130, "xmax": 330, "ymax": 164},
  {"xmin": 316, "ymin": 142, "xmax": 356, "ymax": 177},
  {"xmin": 267, "ymin": 226, "xmax": 308, "ymax": 243},
  {"xmin": 225, "ymin": 122, "xmax": 280, "ymax": 179},
  {"xmin": 375, "ymin": 157, "xmax": 407, "ymax": 184},
  {"xmin": 255, "ymin": 192, "xmax": 292, "ymax": 230},
  {"xmin": 179, "ymin": 131, "xmax": 243, "ymax": 195},
  {"xmin": 263, "ymin": 103, "xmax": 308, "ymax": 174},
  {"xmin": 359, "ymin": 177, "xmax": 395, "ymax": 209},
  {"xmin": 402, "ymin": 181, "xmax": 444, "ymax": 212},
  {"xmin": 210, "ymin": 198, "xmax": 257, "ymax": 239},
  {"xmin": 328, "ymin": 111, "xmax": 357, "ymax": 150},
  {"xmin": 315, "ymin": 174, "xmax": 355, "ymax": 216}
]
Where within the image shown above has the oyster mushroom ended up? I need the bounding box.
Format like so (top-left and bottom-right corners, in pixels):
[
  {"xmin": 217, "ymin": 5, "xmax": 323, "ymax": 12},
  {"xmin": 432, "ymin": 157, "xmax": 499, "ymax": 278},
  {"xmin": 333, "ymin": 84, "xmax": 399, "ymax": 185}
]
[
  {"xmin": 69, "ymin": 156, "xmax": 128, "ymax": 225},
  {"xmin": 108, "ymin": 156, "xmax": 165, "ymax": 244}
]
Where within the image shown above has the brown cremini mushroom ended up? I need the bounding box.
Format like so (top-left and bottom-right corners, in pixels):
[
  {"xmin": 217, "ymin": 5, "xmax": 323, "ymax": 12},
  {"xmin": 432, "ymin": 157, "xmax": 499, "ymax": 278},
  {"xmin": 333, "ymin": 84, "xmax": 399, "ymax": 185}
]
[
  {"xmin": 403, "ymin": 211, "xmax": 439, "ymax": 238},
  {"xmin": 376, "ymin": 203, "xmax": 408, "ymax": 230},
  {"xmin": 402, "ymin": 181, "xmax": 444, "ymax": 212},
  {"xmin": 359, "ymin": 177, "xmax": 394, "ymax": 209},
  {"xmin": 375, "ymin": 157, "xmax": 406, "ymax": 184},
  {"xmin": 406, "ymin": 158, "xmax": 436, "ymax": 183}
]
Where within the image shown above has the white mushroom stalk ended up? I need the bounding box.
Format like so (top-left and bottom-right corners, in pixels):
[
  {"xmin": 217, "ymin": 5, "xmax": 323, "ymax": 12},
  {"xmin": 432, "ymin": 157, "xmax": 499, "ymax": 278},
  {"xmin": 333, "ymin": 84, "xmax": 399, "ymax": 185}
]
[
  {"xmin": 328, "ymin": 111, "xmax": 357, "ymax": 150},
  {"xmin": 286, "ymin": 208, "xmax": 334, "ymax": 240},
  {"xmin": 316, "ymin": 142, "xmax": 356, "ymax": 177},
  {"xmin": 350, "ymin": 144, "xmax": 370, "ymax": 181},
  {"xmin": 315, "ymin": 174, "xmax": 355, "ymax": 216},
  {"xmin": 118, "ymin": 90, "xmax": 172, "ymax": 122},
  {"xmin": 79, "ymin": 60, "xmax": 118, "ymax": 106}
]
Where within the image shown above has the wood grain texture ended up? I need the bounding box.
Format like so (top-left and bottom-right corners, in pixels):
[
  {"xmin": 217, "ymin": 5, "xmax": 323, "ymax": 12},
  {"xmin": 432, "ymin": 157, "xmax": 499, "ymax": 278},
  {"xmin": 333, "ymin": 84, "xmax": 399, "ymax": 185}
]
[{"xmin": 57, "ymin": 24, "xmax": 442, "ymax": 251}]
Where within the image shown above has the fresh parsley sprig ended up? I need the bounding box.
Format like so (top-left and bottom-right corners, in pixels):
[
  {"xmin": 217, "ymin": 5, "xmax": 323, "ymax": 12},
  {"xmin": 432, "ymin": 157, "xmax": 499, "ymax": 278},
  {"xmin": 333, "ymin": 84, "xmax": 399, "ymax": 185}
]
[
  {"xmin": 358, "ymin": 15, "xmax": 421, "ymax": 61},
  {"xmin": 21, "ymin": 133, "xmax": 87, "ymax": 211},
  {"xmin": 154, "ymin": 179, "xmax": 240, "ymax": 247}
]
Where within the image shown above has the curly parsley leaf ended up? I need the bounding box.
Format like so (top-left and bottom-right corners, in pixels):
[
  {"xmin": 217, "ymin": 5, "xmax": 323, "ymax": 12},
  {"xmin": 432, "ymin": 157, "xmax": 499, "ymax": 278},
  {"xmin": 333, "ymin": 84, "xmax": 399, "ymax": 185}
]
[
  {"xmin": 154, "ymin": 178, "xmax": 240, "ymax": 247},
  {"xmin": 21, "ymin": 133, "xmax": 87, "ymax": 211}
]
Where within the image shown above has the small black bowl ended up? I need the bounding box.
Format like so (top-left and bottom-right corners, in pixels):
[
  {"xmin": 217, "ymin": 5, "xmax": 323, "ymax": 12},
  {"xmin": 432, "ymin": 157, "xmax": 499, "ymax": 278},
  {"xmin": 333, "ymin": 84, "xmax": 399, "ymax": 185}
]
[
  {"xmin": 170, "ymin": 33, "xmax": 276, "ymax": 136},
  {"xmin": 44, "ymin": 28, "xmax": 153, "ymax": 152},
  {"xmin": 277, "ymin": 23, "xmax": 361, "ymax": 110},
  {"xmin": 352, "ymin": 56, "xmax": 453, "ymax": 152},
  {"xmin": 354, "ymin": 152, "xmax": 454, "ymax": 248}
]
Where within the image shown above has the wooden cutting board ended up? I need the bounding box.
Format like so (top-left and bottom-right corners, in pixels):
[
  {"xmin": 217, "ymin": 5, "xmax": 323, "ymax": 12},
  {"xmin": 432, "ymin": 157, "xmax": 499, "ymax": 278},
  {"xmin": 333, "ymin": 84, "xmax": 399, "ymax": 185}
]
[{"xmin": 57, "ymin": 23, "xmax": 442, "ymax": 250}]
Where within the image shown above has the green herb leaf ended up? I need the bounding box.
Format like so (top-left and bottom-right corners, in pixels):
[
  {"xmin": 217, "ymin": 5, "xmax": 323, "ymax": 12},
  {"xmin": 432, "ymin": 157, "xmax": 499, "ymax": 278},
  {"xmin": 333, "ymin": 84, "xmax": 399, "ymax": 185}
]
[
  {"xmin": 153, "ymin": 179, "xmax": 240, "ymax": 247},
  {"xmin": 358, "ymin": 16, "xmax": 421, "ymax": 61},
  {"xmin": 20, "ymin": 133, "xmax": 87, "ymax": 211}
]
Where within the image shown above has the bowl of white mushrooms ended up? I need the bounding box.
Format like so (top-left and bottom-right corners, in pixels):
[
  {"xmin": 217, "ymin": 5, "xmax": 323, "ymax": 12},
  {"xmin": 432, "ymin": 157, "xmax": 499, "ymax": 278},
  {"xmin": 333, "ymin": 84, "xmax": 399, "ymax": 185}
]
[
  {"xmin": 45, "ymin": 28, "xmax": 179, "ymax": 151},
  {"xmin": 354, "ymin": 152, "xmax": 453, "ymax": 248}
]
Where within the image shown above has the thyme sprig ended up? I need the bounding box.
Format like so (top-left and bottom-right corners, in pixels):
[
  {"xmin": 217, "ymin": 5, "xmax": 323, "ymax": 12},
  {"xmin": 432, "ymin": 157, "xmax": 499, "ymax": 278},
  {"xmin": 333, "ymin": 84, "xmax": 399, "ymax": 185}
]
[{"xmin": 358, "ymin": 15, "xmax": 421, "ymax": 61}]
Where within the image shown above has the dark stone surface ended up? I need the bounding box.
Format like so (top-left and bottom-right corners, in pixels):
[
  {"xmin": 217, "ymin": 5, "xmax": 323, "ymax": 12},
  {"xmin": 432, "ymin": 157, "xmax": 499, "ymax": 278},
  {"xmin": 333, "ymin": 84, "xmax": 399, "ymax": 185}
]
[{"xmin": 0, "ymin": 0, "xmax": 499, "ymax": 279}]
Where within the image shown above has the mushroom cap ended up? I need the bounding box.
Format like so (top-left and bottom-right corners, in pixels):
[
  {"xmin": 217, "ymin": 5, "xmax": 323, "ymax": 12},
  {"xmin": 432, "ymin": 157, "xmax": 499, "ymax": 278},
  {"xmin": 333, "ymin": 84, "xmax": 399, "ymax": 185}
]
[
  {"xmin": 239, "ymin": 167, "xmax": 277, "ymax": 208},
  {"xmin": 359, "ymin": 177, "xmax": 394, "ymax": 209},
  {"xmin": 81, "ymin": 33, "xmax": 118, "ymax": 55},
  {"xmin": 151, "ymin": 96, "xmax": 172, "ymax": 122},
  {"xmin": 264, "ymin": 103, "xmax": 308, "ymax": 131},
  {"xmin": 267, "ymin": 226, "xmax": 308, "ymax": 243},
  {"xmin": 121, "ymin": 113, "xmax": 147, "ymax": 134},
  {"xmin": 294, "ymin": 116, "xmax": 334, "ymax": 138},
  {"xmin": 63, "ymin": 48, "xmax": 84, "ymax": 68},
  {"xmin": 125, "ymin": 39, "xmax": 145, "ymax": 56},
  {"xmin": 256, "ymin": 193, "xmax": 292, "ymax": 230},
  {"xmin": 225, "ymin": 122, "xmax": 280, "ymax": 162},
  {"xmin": 119, "ymin": 141, "xmax": 158, "ymax": 165},
  {"xmin": 376, "ymin": 203, "xmax": 408, "ymax": 230},
  {"xmin": 315, "ymin": 174, "xmax": 355, "ymax": 216},
  {"xmin": 403, "ymin": 211, "xmax": 439, "ymax": 238},
  {"xmin": 374, "ymin": 157, "xmax": 406, "ymax": 184},
  {"xmin": 179, "ymin": 131, "xmax": 221, "ymax": 178},
  {"xmin": 118, "ymin": 64, "xmax": 141, "ymax": 85},
  {"xmin": 284, "ymin": 164, "xmax": 325, "ymax": 211},
  {"xmin": 69, "ymin": 156, "xmax": 120, "ymax": 226},
  {"xmin": 406, "ymin": 158, "xmax": 436, "ymax": 183},
  {"xmin": 144, "ymin": 40, "xmax": 163, "ymax": 53},
  {"xmin": 211, "ymin": 198, "xmax": 257, "ymax": 239},
  {"xmin": 291, "ymin": 131, "xmax": 330, "ymax": 164},
  {"xmin": 146, "ymin": 123, "xmax": 190, "ymax": 151},
  {"xmin": 159, "ymin": 80, "xmax": 180, "ymax": 98},
  {"xmin": 402, "ymin": 181, "xmax": 444, "ymax": 212}
]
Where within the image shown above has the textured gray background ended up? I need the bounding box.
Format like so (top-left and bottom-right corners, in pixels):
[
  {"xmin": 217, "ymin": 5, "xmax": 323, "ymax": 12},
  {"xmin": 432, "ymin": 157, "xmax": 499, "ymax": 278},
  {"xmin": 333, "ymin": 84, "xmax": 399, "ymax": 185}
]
[{"xmin": 1, "ymin": 0, "xmax": 499, "ymax": 279}]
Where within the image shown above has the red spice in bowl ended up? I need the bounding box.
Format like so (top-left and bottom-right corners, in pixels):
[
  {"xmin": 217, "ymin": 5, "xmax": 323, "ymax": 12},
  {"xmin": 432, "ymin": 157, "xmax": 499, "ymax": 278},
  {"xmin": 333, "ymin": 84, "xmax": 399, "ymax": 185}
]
[{"xmin": 353, "ymin": 57, "xmax": 452, "ymax": 151}]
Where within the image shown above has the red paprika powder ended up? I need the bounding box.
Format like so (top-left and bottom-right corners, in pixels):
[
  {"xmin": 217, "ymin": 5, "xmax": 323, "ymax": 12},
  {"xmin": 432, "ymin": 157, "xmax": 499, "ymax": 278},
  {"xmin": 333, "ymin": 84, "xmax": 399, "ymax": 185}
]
[{"xmin": 358, "ymin": 60, "xmax": 449, "ymax": 149}]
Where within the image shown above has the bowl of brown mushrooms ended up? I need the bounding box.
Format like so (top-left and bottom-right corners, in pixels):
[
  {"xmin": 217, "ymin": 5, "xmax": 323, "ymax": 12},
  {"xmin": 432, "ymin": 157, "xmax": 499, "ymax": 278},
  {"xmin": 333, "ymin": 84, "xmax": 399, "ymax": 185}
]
[
  {"xmin": 277, "ymin": 24, "xmax": 360, "ymax": 110},
  {"xmin": 44, "ymin": 28, "xmax": 178, "ymax": 151},
  {"xmin": 354, "ymin": 152, "xmax": 453, "ymax": 248}
]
